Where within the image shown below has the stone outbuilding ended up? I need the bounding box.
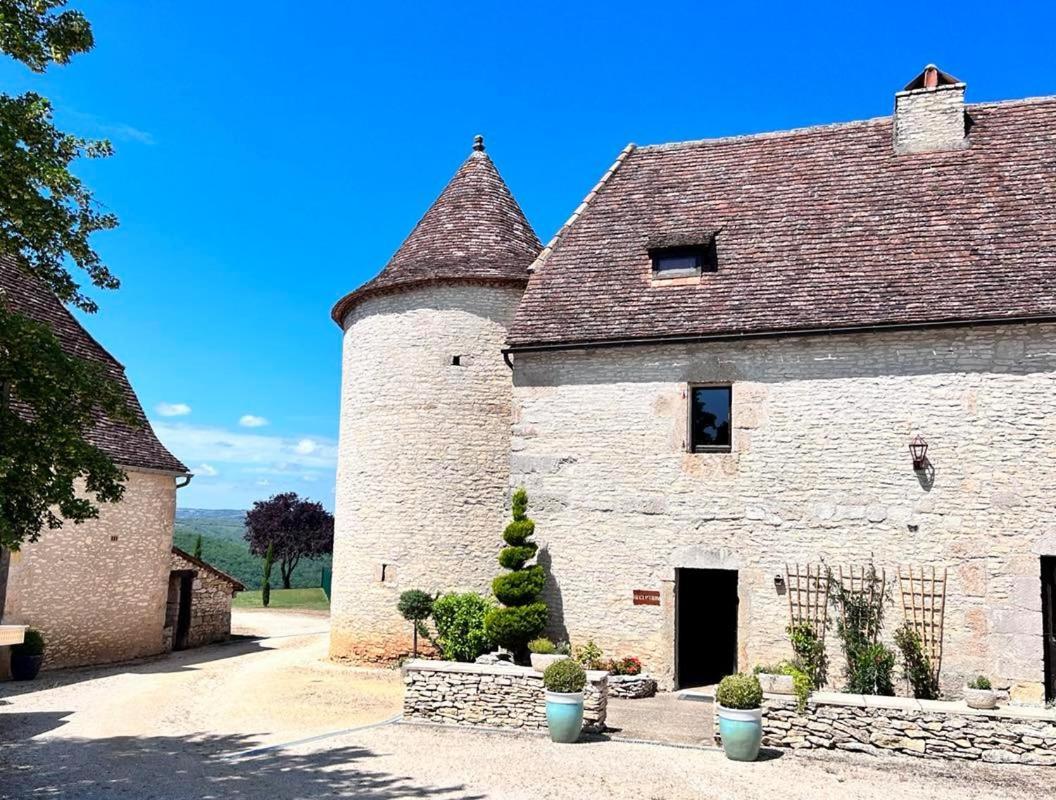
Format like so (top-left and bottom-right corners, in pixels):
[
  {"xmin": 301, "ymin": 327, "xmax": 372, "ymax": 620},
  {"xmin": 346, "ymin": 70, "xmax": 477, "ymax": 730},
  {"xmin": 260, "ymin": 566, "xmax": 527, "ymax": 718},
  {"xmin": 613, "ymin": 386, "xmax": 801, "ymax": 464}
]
[
  {"xmin": 330, "ymin": 66, "xmax": 1056, "ymax": 706},
  {"xmin": 0, "ymin": 254, "xmax": 192, "ymax": 671},
  {"xmin": 166, "ymin": 547, "xmax": 244, "ymax": 651}
]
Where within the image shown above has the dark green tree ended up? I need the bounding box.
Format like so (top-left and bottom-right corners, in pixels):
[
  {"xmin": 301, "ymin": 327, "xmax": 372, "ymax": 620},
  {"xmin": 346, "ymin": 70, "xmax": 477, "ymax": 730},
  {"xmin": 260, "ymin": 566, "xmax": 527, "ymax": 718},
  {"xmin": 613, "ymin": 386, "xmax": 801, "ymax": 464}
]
[
  {"xmin": 192, "ymin": 534, "xmax": 203, "ymax": 560},
  {"xmin": 484, "ymin": 488, "xmax": 547, "ymax": 657},
  {"xmin": 262, "ymin": 542, "xmax": 274, "ymax": 608},
  {"xmin": 397, "ymin": 589, "xmax": 434, "ymax": 658},
  {"xmin": 0, "ymin": 1, "xmax": 128, "ymax": 551}
]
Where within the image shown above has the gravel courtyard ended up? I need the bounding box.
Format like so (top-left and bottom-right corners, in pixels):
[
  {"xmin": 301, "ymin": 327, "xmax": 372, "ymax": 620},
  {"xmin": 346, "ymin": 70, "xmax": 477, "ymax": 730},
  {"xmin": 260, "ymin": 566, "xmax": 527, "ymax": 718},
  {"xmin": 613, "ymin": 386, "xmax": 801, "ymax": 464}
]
[{"xmin": 0, "ymin": 609, "xmax": 1051, "ymax": 799}]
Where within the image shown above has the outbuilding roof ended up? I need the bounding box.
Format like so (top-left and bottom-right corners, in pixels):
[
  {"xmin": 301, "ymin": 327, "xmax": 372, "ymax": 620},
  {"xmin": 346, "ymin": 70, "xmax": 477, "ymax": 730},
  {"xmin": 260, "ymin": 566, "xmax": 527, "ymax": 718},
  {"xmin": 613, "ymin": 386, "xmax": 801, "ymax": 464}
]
[
  {"xmin": 171, "ymin": 546, "xmax": 246, "ymax": 591},
  {"xmin": 507, "ymin": 95, "xmax": 1056, "ymax": 350},
  {"xmin": 0, "ymin": 254, "xmax": 187, "ymax": 474},
  {"xmin": 331, "ymin": 136, "xmax": 541, "ymax": 326}
]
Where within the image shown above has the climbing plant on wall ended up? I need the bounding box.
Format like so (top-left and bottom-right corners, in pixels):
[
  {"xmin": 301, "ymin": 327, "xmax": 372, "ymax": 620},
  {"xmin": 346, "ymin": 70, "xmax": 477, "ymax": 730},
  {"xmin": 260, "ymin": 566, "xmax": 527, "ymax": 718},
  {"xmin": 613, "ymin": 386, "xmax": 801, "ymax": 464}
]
[{"xmin": 484, "ymin": 487, "xmax": 547, "ymax": 657}]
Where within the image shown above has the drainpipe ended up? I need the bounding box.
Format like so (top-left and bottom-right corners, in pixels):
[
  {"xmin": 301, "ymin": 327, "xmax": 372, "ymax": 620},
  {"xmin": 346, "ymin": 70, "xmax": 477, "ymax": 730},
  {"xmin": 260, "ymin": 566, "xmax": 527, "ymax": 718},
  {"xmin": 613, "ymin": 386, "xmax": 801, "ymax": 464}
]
[{"xmin": 175, "ymin": 474, "xmax": 193, "ymax": 489}]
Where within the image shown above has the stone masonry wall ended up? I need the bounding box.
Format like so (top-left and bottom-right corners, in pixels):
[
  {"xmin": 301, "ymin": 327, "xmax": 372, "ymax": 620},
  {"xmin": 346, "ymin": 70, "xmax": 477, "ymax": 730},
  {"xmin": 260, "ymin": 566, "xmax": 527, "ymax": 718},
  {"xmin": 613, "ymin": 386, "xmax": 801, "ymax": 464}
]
[
  {"xmin": 511, "ymin": 323, "xmax": 1056, "ymax": 700},
  {"xmin": 168, "ymin": 550, "xmax": 238, "ymax": 649},
  {"xmin": 331, "ymin": 283, "xmax": 524, "ymax": 663},
  {"xmin": 894, "ymin": 84, "xmax": 967, "ymax": 154},
  {"xmin": 402, "ymin": 659, "xmax": 607, "ymax": 733},
  {"xmin": 2, "ymin": 470, "xmax": 177, "ymax": 669},
  {"xmin": 758, "ymin": 693, "xmax": 1056, "ymax": 765}
]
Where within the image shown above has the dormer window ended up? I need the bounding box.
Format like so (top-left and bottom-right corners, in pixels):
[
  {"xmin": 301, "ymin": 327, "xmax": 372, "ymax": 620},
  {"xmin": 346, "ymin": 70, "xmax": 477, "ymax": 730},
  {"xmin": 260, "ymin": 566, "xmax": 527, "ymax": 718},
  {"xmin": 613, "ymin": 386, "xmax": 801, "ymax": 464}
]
[{"xmin": 649, "ymin": 240, "xmax": 717, "ymax": 279}]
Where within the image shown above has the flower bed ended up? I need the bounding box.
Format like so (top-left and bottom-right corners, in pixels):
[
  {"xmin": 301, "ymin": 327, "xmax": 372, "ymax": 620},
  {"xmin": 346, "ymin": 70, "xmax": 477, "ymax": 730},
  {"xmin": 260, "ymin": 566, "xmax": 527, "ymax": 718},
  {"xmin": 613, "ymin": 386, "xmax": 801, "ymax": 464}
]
[
  {"xmin": 752, "ymin": 692, "xmax": 1056, "ymax": 765},
  {"xmin": 402, "ymin": 659, "xmax": 607, "ymax": 733}
]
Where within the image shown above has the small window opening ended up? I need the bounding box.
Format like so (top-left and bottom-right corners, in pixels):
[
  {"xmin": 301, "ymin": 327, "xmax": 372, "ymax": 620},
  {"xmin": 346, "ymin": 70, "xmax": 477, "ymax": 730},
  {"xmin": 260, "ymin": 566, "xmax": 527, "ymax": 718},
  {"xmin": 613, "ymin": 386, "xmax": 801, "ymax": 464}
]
[
  {"xmin": 689, "ymin": 385, "xmax": 732, "ymax": 452},
  {"xmin": 650, "ymin": 241, "xmax": 718, "ymax": 278},
  {"xmin": 451, "ymin": 355, "xmax": 461, "ymax": 366}
]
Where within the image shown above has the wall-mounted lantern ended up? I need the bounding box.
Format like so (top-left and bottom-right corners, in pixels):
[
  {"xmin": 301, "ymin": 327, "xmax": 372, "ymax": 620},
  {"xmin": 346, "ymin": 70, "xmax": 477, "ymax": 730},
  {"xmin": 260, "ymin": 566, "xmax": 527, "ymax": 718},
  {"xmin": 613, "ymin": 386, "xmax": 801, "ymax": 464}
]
[{"xmin": 909, "ymin": 435, "xmax": 929, "ymax": 470}]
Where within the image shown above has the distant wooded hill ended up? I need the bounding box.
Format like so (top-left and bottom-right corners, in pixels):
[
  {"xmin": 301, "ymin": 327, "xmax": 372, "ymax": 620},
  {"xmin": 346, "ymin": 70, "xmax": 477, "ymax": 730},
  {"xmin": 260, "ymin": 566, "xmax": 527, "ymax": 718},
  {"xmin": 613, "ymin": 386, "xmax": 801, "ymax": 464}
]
[{"xmin": 174, "ymin": 508, "xmax": 331, "ymax": 590}]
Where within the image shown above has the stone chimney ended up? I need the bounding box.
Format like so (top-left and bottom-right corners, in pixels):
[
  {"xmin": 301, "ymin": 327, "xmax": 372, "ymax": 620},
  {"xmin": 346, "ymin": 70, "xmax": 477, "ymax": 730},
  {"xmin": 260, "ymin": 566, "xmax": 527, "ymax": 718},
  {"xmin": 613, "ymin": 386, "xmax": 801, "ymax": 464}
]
[{"xmin": 893, "ymin": 64, "xmax": 967, "ymax": 154}]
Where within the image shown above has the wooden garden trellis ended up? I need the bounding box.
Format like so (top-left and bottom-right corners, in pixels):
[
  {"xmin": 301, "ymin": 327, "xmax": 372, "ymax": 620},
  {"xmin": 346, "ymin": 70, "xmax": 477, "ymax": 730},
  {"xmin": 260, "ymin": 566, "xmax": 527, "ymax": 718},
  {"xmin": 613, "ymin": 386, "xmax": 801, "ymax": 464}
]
[
  {"xmin": 897, "ymin": 565, "xmax": 947, "ymax": 680},
  {"xmin": 784, "ymin": 563, "xmax": 830, "ymax": 642},
  {"xmin": 836, "ymin": 565, "xmax": 886, "ymax": 643}
]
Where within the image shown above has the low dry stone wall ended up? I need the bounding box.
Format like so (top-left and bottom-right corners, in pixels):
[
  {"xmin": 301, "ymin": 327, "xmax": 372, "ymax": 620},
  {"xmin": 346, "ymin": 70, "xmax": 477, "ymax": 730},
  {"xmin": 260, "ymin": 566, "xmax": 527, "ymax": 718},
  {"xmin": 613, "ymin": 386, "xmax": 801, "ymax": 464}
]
[
  {"xmin": 760, "ymin": 693, "xmax": 1056, "ymax": 765},
  {"xmin": 403, "ymin": 659, "xmax": 607, "ymax": 733},
  {"xmin": 608, "ymin": 674, "xmax": 657, "ymax": 699}
]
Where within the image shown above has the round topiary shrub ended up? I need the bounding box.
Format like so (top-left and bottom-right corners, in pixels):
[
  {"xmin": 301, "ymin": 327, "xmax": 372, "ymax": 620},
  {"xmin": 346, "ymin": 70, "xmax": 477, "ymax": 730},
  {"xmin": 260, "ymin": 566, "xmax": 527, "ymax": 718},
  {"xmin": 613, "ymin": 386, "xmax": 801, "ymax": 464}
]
[
  {"xmin": 715, "ymin": 673, "xmax": 763, "ymax": 710},
  {"xmin": 543, "ymin": 658, "xmax": 586, "ymax": 694},
  {"xmin": 484, "ymin": 487, "xmax": 547, "ymax": 655}
]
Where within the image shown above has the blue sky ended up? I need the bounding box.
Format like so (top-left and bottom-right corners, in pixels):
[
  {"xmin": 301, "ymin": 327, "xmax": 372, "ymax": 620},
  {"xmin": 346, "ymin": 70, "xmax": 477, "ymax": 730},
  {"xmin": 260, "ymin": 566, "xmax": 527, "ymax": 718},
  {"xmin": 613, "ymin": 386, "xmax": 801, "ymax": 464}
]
[{"xmin": 1, "ymin": 2, "xmax": 1053, "ymax": 509}]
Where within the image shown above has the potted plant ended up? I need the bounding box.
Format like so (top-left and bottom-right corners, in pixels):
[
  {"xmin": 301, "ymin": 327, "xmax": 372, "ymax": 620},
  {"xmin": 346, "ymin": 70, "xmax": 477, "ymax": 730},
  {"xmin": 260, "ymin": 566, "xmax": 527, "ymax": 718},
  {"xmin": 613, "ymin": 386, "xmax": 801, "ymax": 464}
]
[
  {"xmin": 964, "ymin": 675, "xmax": 999, "ymax": 709},
  {"xmin": 542, "ymin": 658, "xmax": 586, "ymax": 743},
  {"xmin": 715, "ymin": 673, "xmax": 764, "ymax": 762},
  {"xmin": 753, "ymin": 663, "xmax": 796, "ymax": 695},
  {"xmin": 10, "ymin": 628, "xmax": 45, "ymax": 681},
  {"xmin": 529, "ymin": 638, "xmax": 565, "ymax": 672}
]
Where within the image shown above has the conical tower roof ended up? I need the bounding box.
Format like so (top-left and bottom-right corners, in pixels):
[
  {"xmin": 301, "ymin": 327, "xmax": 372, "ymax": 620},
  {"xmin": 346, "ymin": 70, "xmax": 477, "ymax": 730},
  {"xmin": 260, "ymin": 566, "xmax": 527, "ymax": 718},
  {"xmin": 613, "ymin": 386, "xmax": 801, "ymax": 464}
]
[{"xmin": 332, "ymin": 136, "xmax": 541, "ymax": 325}]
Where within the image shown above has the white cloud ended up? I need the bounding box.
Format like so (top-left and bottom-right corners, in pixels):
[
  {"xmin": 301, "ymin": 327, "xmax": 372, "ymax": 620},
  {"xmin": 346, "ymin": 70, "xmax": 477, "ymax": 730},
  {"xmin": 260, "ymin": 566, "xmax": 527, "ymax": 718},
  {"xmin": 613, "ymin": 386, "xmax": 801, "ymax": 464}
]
[
  {"xmin": 151, "ymin": 421, "xmax": 337, "ymax": 470},
  {"xmin": 239, "ymin": 414, "xmax": 269, "ymax": 428},
  {"xmin": 196, "ymin": 463, "xmax": 219, "ymax": 477},
  {"xmin": 156, "ymin": 402, "xmax": 192, "ymax": 417},
  {"xmin": 256, "ymin": 479, "xmax": 270, "ymax": 487},
  {"xmin": 294, "ymin": 438, "xmax": 317, "ymax": 455}
]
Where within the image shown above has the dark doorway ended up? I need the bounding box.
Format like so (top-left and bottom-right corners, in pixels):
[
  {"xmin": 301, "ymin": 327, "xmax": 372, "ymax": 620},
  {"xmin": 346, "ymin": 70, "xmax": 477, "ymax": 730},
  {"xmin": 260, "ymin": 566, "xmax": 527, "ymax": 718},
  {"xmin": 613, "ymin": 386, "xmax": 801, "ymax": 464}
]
[
  {"xmin": 676, "ymin": 567, "xmax": 738, "ymax": 688},
  {"xmin": 174, "ymin": 571, "xmax": 194, "ymax": 651},
  {"xmin": 1043, "ymin": 557, "xmax": 1056, "ymax": 703}
]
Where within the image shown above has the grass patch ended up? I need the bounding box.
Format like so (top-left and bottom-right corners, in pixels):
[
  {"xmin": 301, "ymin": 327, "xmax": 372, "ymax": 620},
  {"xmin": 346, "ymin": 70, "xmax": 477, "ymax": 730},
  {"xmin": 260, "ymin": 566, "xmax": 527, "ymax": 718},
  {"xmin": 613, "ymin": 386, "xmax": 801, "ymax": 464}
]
[{"xmin": 233, "ymin": 588, "xmax": 330, "ymax": 611}]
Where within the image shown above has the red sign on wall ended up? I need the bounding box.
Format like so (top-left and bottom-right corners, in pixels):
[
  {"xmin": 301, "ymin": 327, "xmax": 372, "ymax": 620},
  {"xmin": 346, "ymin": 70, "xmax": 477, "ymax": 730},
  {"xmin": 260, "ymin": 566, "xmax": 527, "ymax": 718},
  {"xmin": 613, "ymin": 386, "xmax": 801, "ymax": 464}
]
[{"xmin": 633, "ymin": 589, "xmax": 661, "ymax": 606}]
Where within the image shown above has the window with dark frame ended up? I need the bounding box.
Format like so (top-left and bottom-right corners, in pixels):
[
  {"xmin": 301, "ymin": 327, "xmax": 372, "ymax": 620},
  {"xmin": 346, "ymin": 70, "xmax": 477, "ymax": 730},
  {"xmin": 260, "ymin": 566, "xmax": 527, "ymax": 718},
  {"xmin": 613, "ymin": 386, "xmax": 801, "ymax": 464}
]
[
  {"xmin": 689, "ymin": 386, "xmax": 732, "ymax": 452},
  {"xmin": 650, "ymin": 240, "xmax": 718, "ymax": 278}
]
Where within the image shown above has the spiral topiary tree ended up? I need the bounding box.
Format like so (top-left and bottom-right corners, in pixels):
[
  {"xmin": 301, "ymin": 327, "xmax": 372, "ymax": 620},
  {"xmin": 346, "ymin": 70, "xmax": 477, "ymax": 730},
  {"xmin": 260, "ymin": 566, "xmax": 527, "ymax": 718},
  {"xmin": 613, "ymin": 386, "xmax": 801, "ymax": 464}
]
[{"xmin": 484, "ymin": 487, "xmax": 547, "ymax": 657}]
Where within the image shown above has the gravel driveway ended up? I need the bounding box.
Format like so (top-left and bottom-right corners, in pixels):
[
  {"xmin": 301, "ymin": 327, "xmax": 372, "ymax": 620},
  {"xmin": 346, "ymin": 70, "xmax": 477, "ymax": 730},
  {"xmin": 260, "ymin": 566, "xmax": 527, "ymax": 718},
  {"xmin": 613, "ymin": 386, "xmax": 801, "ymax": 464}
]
[{"xmin": 0, "ymin": 610, "xmax": 1051, "ymax": 799}]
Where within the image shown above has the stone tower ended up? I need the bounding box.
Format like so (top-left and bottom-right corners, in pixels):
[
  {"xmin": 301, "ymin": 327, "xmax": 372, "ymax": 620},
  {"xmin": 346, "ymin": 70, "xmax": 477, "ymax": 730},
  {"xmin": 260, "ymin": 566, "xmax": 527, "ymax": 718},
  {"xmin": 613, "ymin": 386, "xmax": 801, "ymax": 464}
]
[{"xmin": 329, "ymin": 136, "xmax": 541, "ymax": 663}]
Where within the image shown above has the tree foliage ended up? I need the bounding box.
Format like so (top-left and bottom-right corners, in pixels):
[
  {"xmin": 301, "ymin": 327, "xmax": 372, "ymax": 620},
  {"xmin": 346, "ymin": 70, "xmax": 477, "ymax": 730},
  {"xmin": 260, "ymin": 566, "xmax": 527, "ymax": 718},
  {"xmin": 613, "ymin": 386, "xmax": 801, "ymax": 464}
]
[
  {"xmin": 244, "ymin": 492, "xmax": 334, "ymax": 590},
  {"xmin": 261, "ymin": 542, "xmax": 273, "ymax": 608},
  {"xmin": 0, "ymin": 0, "xmax": 129, "ymax": 550},
  {"xmin": 484, "ymin": 488, "xmax": 547, "ymax": 654}
]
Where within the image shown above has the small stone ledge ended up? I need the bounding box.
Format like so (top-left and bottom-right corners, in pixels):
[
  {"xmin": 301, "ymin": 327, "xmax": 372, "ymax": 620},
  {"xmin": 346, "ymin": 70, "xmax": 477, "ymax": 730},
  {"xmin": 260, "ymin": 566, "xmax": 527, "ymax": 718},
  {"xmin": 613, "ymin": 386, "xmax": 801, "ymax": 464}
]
[
  {"xmin": 608, "ymin": 674, "xmax": 658, "ymax": 699},
  {"xmin": 756, "ymin": 694, "xmax": 1056, "ymax": 765},
  {"xmin": 402, "ymin": 658, "xmax": 608, "ymax": 734}
]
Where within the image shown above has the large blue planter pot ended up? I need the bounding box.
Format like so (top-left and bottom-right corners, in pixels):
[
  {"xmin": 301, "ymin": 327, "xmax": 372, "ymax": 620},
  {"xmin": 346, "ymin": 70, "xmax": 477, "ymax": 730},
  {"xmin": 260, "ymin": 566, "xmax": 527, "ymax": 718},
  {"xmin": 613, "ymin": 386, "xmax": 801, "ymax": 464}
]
[
  {"xmin": 545, "ymin": 691, "xmax": 584, "ymax": 743},
  {"xmin": 717, "ymin": 706, "xmax": 763, "ymax": 761}
]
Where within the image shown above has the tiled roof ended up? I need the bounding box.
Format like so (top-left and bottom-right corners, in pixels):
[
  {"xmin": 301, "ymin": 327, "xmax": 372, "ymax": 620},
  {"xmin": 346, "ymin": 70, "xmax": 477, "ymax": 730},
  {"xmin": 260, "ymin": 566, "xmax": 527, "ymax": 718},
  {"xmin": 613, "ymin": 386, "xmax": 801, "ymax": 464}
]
[
  {"xmin": 0, "ymin": 254, "xmax": 188, "ymax": 474},
  {"xmin": 508, "ymin": 96, "xmax": 1056, "ymax": 349},
  {"xmin": 331, "ymin": 137, "xmax": 541, "ymax": 325},
  {"xmin": 172, "ymin": 546, "xmax": 245, "ymax": 591}
]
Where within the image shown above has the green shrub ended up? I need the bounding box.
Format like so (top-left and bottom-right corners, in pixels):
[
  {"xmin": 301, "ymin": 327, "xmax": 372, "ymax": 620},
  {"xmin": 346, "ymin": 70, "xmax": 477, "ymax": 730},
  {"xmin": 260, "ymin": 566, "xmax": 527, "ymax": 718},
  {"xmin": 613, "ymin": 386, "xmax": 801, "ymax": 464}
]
[
  {"xmin": 484, "ymin": 602, "xmax": 547, "ymax": 651},
  {"xmin": 543, "ymin": 658, "xmax": 586, "ymax": 693},
  {"xmin": 572, "ymin": 639, "xmax": 605, "ymax": 670},
  {"xmin": 846, "ymin": 642, "xmax": 895, "ymax": 695},
  {"xmin": 894, "ymin": 623, "xmax": 940, "ymax": 700},
  {"xmin": 968, "ymin": 675, "xmax": 992, "ymax": 690},
  {"xmin": 431, "ymin": 592, "xmax": 493, "ymax": 662},
  {"xmin": 528, "ymin": 637, "xmax": 556, "ymax": 654},
  {"xmin": 715, "ymin": 673, "xmax": 763, "ymax": 710},
  {"xmin": 492, "ymin": 565, "xmax": 545, "ymax": 606},
  {"xmin": 261, "ymin": 542, "xmax": 273, "ymax": 608},
  {"xmin": 787, "ymin": 622, "xmax": 827, "ymax": 689},
  {"xmin": 12, "ymin": 628, "xmax": 44, "ymax": 657},
  {"xmin": 483, "ymin": 488, "xmax": 547, "ymax": 655}
]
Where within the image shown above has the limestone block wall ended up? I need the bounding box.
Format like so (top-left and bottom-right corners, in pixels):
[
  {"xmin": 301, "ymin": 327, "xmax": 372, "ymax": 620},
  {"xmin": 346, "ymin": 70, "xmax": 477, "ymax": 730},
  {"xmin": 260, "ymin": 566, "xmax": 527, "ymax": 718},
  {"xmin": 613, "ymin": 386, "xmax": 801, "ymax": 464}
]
[
  {"xmin": 402, "ymin": 659, "xmax": 607, "ymax": 732},
  {"xmin": 168, "ymin": 549, "xmax": 238, "ymax": 649},
  {"xmin": 331, "ymin": 282, "xmax": 524, "ymax": 663},
  {"xmin": 2, "ymin": 469, "xmax": 177, "ymax": 669},
  {"xmin": 894, "ymin": 83, "xmax": 967, "ymax": 153},
  {"xmin": 511, "ymin": 323, "xmax": 1056, "ymax": 700},
  {"xmin": 754, "ymin": 693, "xmax": 1056, "ymax": 765}
]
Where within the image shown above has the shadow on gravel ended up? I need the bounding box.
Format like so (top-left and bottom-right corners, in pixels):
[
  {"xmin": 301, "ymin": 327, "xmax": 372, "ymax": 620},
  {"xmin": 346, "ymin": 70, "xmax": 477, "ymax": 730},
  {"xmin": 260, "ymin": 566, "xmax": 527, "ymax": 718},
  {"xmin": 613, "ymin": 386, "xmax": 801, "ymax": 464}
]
[
  {"xmin": 0, "ymin": 637, "xmax": 269, "ymax": 699},
  {"xmin": 0, "ymin": 730, "xmax": 483, "ymax": 800}
]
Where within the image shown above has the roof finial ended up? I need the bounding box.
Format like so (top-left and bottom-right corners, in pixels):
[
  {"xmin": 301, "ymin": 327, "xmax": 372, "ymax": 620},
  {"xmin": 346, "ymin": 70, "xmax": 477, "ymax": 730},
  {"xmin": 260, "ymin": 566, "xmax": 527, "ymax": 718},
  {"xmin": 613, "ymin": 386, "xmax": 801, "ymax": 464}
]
[{"xmin": 473, "ymin": 134, "xmax": 485, "ymax": 152}]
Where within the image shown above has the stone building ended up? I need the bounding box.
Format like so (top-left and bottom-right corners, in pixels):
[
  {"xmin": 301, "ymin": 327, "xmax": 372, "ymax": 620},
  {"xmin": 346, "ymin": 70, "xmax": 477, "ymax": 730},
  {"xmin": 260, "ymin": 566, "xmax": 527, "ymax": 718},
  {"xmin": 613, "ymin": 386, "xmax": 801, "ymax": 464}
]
[
  {"xmin": 166, "ymin": 547, "xmax": 244, "ymax": 650},
  {"xmin": 329, "ymin": 136, "xmax": 540, "ymax": 663},
  {"xmin": 331, "ymin": 66, "xmax": 1056, "ymax": 704},
  {"xmin": 0, "ymin": 255, "xmax": 192, "ymax": 670}
]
